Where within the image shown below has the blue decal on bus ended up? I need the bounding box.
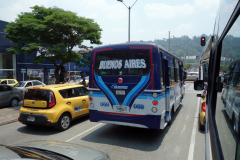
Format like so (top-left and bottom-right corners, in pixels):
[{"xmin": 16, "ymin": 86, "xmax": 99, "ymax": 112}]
[
  {"xmin": 95, "ymin": 73, "xmax": 119, "ymax": 105},
  {"xmin": 122, "ymin": 73, "xmax": 150, "ymax": 106}
]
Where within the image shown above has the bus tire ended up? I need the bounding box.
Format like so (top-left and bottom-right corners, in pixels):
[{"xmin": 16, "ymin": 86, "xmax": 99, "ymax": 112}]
[
  {"xmin": 167, "ymin": 108, "xmax": 173, "ymax": 126},
  {"xmin": 232, "ymin": 114, "xmax": 236, "ymax": 132}
]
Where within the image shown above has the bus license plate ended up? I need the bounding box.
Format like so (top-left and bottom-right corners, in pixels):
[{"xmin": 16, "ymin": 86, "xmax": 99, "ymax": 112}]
[
  {"xmin": 116, "ymin": 106, "xmax": 127, "ymax": 113},
  {"xmin": 27, "ymin": 116, "xmax": 35, "ymax": 122},
  {"xmin": 116, "ymin": 90, "xmax": 125, "ymax": 95}
]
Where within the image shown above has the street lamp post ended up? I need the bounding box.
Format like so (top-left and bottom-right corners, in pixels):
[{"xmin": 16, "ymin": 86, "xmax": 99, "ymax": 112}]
[
  {"xmin": 117, "ymin": 0, "xmax": 138, "ymax": 43},
  {"xmin": 163, "ymin": 31, "xmax": 175, "ymax": 52}
]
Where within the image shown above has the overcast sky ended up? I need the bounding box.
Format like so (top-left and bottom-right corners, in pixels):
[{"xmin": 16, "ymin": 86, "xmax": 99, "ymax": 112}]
[{"xmin": 0, "ymin": 0, "xmax": 220, "ymax": 48}]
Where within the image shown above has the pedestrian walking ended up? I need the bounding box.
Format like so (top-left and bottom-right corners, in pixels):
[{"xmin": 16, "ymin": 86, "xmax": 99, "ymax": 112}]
[{"xmin": 73, "ymin": 74, "xmax": 76, "ymax": 83}]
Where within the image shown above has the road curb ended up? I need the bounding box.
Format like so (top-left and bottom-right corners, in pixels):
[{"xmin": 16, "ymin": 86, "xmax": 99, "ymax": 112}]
[{"xmin": 0, "ymin": 119, "xmax": 18, "ymax": 126}]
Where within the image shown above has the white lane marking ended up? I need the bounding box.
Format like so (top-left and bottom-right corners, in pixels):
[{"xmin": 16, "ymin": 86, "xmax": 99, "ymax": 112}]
[
  {"xmin": 185, "ymin": 91, "xmax": 202, "ymax": 94},
  {"xmin": 65, "ymin": 123, "xmax": 103, "ymax": 142},
  {"xmin": 185, "ymin": 84, "xmax": 194, "ymax": 90},
  {"xmin": 187, "ymin": 97, "xmax": 200, "ymax": 160},
  {"xmin": 181, "ymin": 125, "xmax": 186, "ymax": 134},
  {"xmin": 186, "ymin": 115, "xmax": 189, "ymax": 120}
]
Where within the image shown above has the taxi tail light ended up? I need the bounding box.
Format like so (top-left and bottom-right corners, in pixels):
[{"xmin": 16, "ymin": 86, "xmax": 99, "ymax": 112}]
[
  {"xmin": 202, "ymin": 102, "xmax": 206, "ymax": 112},
  {"xmin": 48, "ymin": 91, "xmax": 56, "ymax": 108},
  {"xmin": 21, "ymin": 90, "xmax": 23, "ymax": 93},
  {"xmin": 46, "ymin": 120, "xmax": 51, "ymax": 125}
]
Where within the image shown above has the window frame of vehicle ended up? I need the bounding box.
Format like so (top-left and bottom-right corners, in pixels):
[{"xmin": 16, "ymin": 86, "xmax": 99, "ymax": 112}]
[
  {"xmin": 59, "ymin": 87, "xmax": 88, "ymax": 99},
  {"xmin": 25, "ymin": 82, "xmax": 32, "ymax": 87},
  {"xmin": 8, "ymin": 80, "xmax": 15, "ymax": 84},
  {"xmin": 159, "ymin": 52, "xmax": 165, "ymax": 89},
  {"xmin": 206, "ymin": 2, "xmax": 240, "ymax": 159},
  {"xmin": 32, "ymin": 81, "xmax": 42, "ymax": 86}
]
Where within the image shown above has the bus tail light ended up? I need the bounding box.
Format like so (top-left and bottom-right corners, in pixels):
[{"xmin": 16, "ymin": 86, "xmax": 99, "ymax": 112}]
[
  {"xmin": 89, "ymin": 97, "xmax": 93, "ymax": 101},
  {"xmin": 202, "ymin": 102, "xmax": 206, "ymax": 112},
  {"xmin": 153, "ymin": 100, "xmax": 158, "ymax": 105}
]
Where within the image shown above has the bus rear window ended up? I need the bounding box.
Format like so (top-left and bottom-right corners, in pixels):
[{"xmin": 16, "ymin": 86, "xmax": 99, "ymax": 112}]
[{"xmin": 95, "ymin": 50, "xmax": 150, "ymax": 76}]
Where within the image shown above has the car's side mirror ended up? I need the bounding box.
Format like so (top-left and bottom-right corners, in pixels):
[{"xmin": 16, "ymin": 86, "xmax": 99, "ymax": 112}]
[{"xmin": 194, "ymin": 80, "xmax": 204, "ymax": 90}]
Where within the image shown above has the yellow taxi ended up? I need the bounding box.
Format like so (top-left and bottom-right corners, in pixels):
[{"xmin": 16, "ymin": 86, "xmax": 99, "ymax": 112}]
[
  {"xmin": 18, "ymin": 84, "xmax": 89, "ymax": 131},
  {"xmin": 199, "ymin": 94, "xmax": 206, "ymax": 130},
  {"xmin": 0, "ymin": 79, "xmax": 19, "ymax": 87}
]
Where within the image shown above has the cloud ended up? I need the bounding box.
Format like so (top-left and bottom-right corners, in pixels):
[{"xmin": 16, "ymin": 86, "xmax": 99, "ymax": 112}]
[
  {"xmin": 0, "ymin": 0, "xmax": 49, "ymax": 22},
  {"xmin": 176, "ymin": 23, "xmax": 193, "ymax": 31},
  {"xmin": 133, "ymin": 29, "xmax": 145, "ymax": 33},
  {"xmin": 75, "ymin": 0, "xmax": 127, "ymax": 21},
  {"xmin": 194, "ymin": 0, "xmax": 220, "ymax": 10},
  {"xmin": 111, "ymin": 28, "xmax": 126, "ymax": 32},
  {"xmin": 144, "ymin": 3, "xmax": 194, "ymax": 19}
]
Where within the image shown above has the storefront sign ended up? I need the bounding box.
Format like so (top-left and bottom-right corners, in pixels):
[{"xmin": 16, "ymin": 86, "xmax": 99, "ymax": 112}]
[
  {"xmin": 27, "ymin": 69, "xmax": 44, "ymax": 74},
  {"xmin": 21, "ymin": 68, "xmax": 26, "ymax": 73}
]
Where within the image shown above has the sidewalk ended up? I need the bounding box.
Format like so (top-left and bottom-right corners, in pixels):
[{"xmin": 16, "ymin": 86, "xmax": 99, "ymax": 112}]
[{"xmin": 0, "ymin": 102, "xmax": 22, "ymax": 126}]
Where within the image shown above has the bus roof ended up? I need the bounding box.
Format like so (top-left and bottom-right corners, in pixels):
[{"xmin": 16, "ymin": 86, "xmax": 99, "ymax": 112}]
[{"xmin": 92, "ymin": 43, "xmax": 182, "ymax": 62}]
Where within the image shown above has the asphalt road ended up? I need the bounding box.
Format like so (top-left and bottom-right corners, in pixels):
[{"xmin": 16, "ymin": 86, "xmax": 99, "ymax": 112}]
[{"xmin": 0, "ymin": 83, "xmax": 205, "ymax": 160}]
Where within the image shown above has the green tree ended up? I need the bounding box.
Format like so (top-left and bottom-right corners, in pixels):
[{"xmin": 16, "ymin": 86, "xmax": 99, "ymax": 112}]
[
  {"xmin": 4, "ymin": 5, "xmax": 102, "ymax": 83},
  {"xmin": 183, "ymin": 64, "xmax": 190, "ymax": 70}
]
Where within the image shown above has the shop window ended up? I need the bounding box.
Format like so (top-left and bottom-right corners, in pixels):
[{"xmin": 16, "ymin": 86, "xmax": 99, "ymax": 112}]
[{"xmin": 27, "ymin": 69, "xmax": 44, "ymax": 82}]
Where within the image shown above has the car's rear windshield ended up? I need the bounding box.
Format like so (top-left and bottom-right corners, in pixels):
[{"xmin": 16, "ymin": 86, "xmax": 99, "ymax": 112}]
[
  {"xmin": 24, "ymin": 89, "xmax": 50, "ymax": 101},
  {"xmin": 95, "ymin": 50, "xmax": 150, "ymax": 76}
]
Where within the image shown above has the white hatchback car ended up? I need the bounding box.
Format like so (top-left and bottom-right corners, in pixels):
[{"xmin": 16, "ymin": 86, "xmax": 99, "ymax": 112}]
[{"xmin": 16, "ymin": 80, "xmax": 45, "ymax": 93}]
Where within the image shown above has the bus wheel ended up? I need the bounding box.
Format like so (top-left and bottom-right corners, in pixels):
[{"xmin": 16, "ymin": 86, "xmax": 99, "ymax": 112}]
[
  {"xmin": 232, "ymin": 115, "xmax": 237, "ymax": 132},
  {"xmin": 167, "ymin": 110, "xmax": 173, "ymax": 126}
]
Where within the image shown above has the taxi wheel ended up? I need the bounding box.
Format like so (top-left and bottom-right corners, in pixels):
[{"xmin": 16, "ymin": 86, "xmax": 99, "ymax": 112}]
[
  {"xmin": 10, "ymin": 98, "xmax": 19, "ymax": 107},
  {"xmin": 199, "ymin": 120, "xmax": 204, "ymax": 130},
  {"xmin": 58, "ymin": 113, "xmax": 71, "ymax": 131}
]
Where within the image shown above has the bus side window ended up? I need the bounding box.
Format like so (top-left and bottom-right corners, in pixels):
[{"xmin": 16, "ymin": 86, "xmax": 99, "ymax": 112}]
[
  {"xmin": 168, "ymin": 57, "xmax": 174, "ymax": 84},
  {"xmin": 233, "ymin": 63, "xmax": 240, "ymax": 88},
  {"xmin": 228, "ymin": 64, "xmax": 235, "ymax": 86},
  {"xmin": 159, "ymin": 53, "xmax": 165, "ymax": 88}
]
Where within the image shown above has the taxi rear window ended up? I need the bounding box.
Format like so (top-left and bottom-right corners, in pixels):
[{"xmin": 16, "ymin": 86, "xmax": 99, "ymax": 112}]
[{"xmin": 24, "ymin": 89, "xmax": 50, "ymax": 101}]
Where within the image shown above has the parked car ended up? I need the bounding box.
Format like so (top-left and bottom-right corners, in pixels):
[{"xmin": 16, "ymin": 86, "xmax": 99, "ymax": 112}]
[
  {"xmin": 17, "ymin": 80, "xmax": 45, "ymax": 94},
  {"xmin": 0, "ymin": 84, "xmax": 23, "ymax": 107},
  {"xmin": 186, "ymin": 72, "xmax": 198, "ymax": 81},
  {"xmin": 0, "ymin": 79, "xmax": 19, "ymax": 87},
  {"xmin": 0, "ymin": 141, "xmax": 110, "ymax": 160},
  {"xmin": 19, "ymin": 84, "xmax": 89, "ymax": 130}
]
